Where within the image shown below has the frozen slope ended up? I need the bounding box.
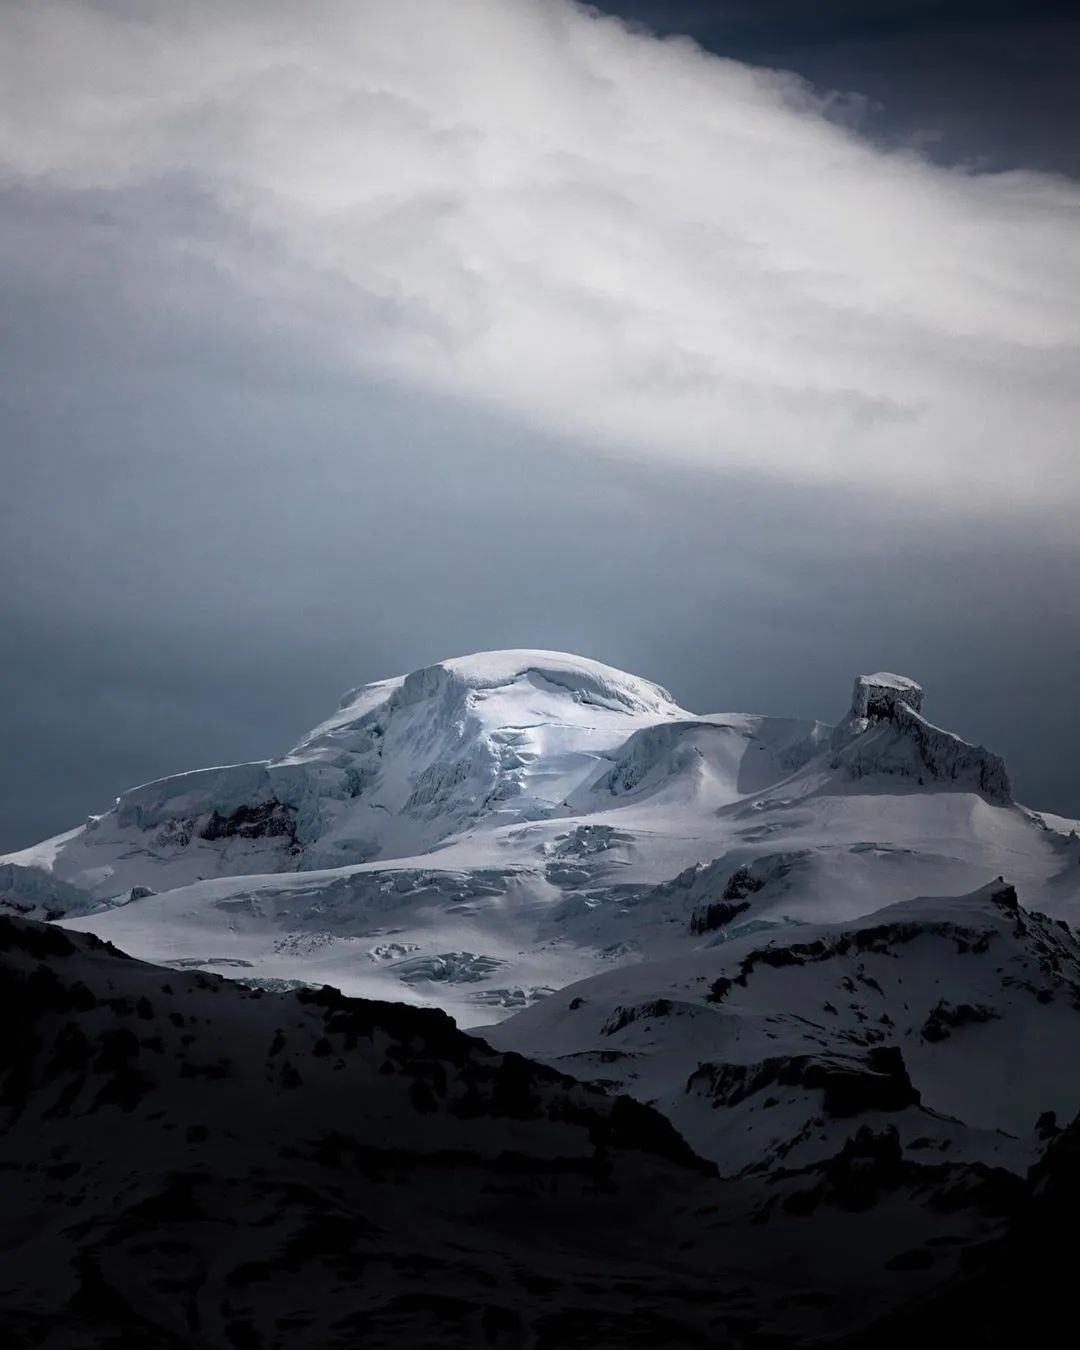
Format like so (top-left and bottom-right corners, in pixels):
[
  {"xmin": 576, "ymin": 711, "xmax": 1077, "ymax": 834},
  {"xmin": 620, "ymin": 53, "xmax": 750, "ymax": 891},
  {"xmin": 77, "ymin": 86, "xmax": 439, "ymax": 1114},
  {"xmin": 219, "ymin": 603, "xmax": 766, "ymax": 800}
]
[
  {"xmin": 2, "ymin": 654, "xmax": 1076, "ymax": 1026},
  {"xmin": 4, "ymin": 651, "xmax": 692, "ymax": 898},
  {"xmin": 485, "ymin": 882, "xmax": 1080, "ymax": 1174}
]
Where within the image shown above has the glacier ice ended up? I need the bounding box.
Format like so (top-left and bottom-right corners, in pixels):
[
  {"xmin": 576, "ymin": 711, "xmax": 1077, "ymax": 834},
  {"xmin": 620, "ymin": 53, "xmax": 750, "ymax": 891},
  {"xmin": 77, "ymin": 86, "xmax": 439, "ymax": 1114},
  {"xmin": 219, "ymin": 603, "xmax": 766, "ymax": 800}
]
[{"xmin": 0, "ymin": 650, "xmax": 1074, "ymax": 1028}]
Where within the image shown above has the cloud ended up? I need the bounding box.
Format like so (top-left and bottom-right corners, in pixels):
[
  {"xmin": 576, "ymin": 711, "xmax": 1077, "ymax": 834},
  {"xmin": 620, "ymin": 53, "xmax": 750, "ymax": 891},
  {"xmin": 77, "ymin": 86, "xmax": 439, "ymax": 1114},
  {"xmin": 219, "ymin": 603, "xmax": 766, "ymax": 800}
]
[{"xmin": 2, "ymin": 0, "xmax": 1079, "ymax": 510}]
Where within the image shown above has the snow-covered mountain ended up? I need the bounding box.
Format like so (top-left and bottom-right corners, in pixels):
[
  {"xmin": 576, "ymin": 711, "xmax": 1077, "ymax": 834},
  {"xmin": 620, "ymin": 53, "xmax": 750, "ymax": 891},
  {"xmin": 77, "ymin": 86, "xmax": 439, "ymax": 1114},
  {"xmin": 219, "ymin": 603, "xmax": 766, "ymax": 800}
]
[
  {"xmin": 7, "ymin": 651, "xmax": 693, "ymax": 895},
  {"xmin": 3, "ymin": 651, "xmax": 1077, "ymax": 1030},
  {"xmin": 4, "ymin": 650, "xmax": 1080, "ymax": 1343}
]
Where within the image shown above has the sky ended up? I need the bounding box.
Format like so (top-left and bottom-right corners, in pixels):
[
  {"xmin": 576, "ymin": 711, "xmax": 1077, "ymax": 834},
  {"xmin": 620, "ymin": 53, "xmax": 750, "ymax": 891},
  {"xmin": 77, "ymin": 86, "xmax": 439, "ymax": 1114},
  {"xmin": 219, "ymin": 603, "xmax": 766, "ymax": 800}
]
[
  {"xmin": 594, "ymin": 1, "xmax": 1080, "ymax": 175},
  {"xmin": 1, "ymin": 0, "xmax": 1079, "ymax": 851}
]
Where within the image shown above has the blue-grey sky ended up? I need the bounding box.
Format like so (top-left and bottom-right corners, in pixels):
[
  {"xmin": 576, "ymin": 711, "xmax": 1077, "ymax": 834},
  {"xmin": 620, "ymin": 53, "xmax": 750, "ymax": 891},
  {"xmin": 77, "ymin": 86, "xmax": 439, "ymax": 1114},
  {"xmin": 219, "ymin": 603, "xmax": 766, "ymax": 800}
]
[
  {"xmin": 595, "ymin": 1, "xmax": 1080, "ymax": 173},
  {"xmin": 2, "ymin": 0, "xmax": 1079, "ymax": 851}
]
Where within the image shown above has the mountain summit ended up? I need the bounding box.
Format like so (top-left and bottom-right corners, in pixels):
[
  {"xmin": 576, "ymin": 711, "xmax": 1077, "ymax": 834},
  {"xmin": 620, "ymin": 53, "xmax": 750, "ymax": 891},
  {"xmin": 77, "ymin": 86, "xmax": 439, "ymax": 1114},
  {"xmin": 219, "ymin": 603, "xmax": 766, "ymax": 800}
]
[{"xmin": 2, "ymin": 650, "xmax": 1074, "ymax": 1025}]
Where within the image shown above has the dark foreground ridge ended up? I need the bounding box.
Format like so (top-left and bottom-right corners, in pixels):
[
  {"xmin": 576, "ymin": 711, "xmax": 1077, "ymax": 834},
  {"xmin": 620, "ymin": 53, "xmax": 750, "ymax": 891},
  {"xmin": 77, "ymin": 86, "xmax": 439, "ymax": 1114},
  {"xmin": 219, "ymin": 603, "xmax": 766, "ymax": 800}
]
[
  {"xmin": 838, "ymin": 1112, "xmax": 1080, "ymax": 1348},
  {"xmin": 0, "ymin": 915, "xmax": 1073, "ymax": 1348}
]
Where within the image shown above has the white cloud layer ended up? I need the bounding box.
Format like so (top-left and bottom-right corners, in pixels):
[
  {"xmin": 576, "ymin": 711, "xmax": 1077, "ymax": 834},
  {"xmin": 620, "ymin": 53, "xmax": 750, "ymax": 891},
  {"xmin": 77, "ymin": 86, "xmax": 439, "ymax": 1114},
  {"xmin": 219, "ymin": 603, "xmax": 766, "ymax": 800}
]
[{"xmin": 3, "ymin": 0, "xmax": 1079, "ymax": 509}]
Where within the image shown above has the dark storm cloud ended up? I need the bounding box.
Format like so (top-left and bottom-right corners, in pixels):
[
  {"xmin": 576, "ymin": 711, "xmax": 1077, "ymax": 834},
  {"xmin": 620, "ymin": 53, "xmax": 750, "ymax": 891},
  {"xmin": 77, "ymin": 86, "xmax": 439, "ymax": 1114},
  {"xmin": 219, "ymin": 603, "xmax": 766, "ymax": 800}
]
[{"xmin": 2, "ymin": 0, "xmax": 1079, "ymax": 850}]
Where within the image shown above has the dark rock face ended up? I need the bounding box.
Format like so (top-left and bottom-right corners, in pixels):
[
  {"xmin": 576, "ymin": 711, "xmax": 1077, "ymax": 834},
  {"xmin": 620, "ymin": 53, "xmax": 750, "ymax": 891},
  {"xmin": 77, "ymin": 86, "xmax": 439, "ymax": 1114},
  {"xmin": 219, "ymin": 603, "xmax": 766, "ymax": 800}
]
[
  {"xmin": 688, "ymin": 1046, "xmax": 920, "ymax": 1119},
  {"xmin": 921, "ymin": 1000, "xmax": 998, "ymax": 1042},
  {"xmin": 722, "ymin": 866, "xmax": 768, "ymax": 902},
  {"xmin": 834, "ymin": 1114, "xmax": 1080, "ymax": 1347},
  {"xmin": 199, "ymin": 800, "xmax": 298, "ymax": 844},
  {"xmin": 815, "ymin": 1047, "xmax": 921, "ymax": 1117},
  {"xmin": 849, "ymin": 674, "xmax": 926, "ymax": 722},
  {"xmin": 1035, "ymin": 1109, "xmax": 1059, "ymax": 1141},
  {"xmin": 0, "ymin": 916, "xmax": 748, "ymax": 1350},
  {"xmin": 687, "ymin": 866, "xmax": 766, "ymax": 935},
  {"xmin": 826, "ymin": 1125, "xmax": 904, "ymax": 1193},
  {"xmin": 829, "ymin": 673, "xmax": 1012, "ymax": 804},
  {"xmin": 703, "ymin": 895, "xmax": 1033, "ymax": 1006},
  {"xmin": 689, "ymin": 899, "xmax": 750, "ymax": 935},
  {"xmin": 600, "ymin": 998, "xmax": 676, "ymax": 1036}
]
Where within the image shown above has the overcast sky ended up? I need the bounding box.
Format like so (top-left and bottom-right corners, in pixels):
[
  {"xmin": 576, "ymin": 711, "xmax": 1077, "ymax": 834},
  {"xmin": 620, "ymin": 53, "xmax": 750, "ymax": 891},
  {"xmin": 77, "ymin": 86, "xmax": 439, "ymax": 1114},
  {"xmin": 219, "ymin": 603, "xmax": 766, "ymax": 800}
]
[{"xmin": 2, "ymin": 0, "xmax": 1079, "ymax": 851}]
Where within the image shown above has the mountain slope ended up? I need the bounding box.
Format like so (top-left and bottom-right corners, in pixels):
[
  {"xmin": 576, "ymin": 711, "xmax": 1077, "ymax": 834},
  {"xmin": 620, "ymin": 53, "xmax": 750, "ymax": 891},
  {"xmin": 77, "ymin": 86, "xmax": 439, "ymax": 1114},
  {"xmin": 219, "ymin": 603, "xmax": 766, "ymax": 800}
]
[
  {"xmin": 0, "ymin": 915, "xmax": 731, "ymax": 1349},
  {"xmin": 484, "ymin": 882, "xmax": 1080, "ymax": 1175},
  {"xmin": 0, "ymin": 915, "xmax": 1044, "ymax": 1348}
]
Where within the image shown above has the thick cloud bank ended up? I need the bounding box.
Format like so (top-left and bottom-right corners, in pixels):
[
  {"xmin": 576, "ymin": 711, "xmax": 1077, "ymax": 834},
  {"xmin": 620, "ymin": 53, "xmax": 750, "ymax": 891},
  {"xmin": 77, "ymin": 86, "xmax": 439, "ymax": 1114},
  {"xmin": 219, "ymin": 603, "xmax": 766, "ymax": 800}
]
[{"xmin": 2, "ymin": 0, "xmax": 1078, "ymax": 508}]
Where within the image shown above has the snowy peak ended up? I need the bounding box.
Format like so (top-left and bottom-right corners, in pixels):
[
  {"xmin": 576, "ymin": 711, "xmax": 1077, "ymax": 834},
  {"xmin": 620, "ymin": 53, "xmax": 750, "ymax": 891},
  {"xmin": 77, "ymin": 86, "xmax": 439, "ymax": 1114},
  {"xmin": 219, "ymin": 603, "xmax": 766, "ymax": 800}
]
[
  {"xmin": 416, "ymin": 649, "xmax": 678, "ymax": 714},
  {"xmin": 287, "ymin": 649, "xmax": 690, "ymax": 865},
  {"xmin": 321, "ymin": 649, "xmax": 679, "ymax": 738},
  {"xmin": 848, "ymin": 672, "xmax": 926, "ymax": 721},
  {"xmin": 4, "ymin": 650, "xmax": 694, "ymax": 902},
  {"xmin": 3, "ymin": 648, "xmax": 1065, "ymax": 993},
  {"xmin": 5, "ymin": 654, "xmax": 1078, "ymax": 1345},
  {"xmin": 830, "ymin": 671, "xmax": 1012, "ymax": 804}
]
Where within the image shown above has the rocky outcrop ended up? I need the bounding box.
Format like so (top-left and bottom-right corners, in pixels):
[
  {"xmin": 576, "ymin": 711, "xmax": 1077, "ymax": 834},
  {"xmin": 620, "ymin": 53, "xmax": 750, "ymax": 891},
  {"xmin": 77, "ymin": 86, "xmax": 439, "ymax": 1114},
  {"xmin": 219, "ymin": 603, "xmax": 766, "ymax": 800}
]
[
  {"xmin": 847, "ymin": 672, "xmax": 926, "ymax": 721},
  {"xmin": 687, "ymin": 864, "xmax": 765, "ymax": 933},
  {"xmin": 687, "ymin": 1045, "xmax": 920, "ymax": 1118},
  {"xmin": 830, "ymin": 672, "xmax": 1011, "ymax": 804},
  {"xmin": 199, "ymin": 799, "xmax": 299, "ymax": 845}
]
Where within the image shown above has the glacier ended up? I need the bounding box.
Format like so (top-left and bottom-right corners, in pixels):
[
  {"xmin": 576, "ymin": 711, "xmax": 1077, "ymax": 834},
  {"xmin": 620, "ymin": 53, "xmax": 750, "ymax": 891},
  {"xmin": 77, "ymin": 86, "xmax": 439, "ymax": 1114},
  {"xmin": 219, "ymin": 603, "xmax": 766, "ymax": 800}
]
[{"xmin": 3, "ymin": 648, "xmax": 1076, "ymax": 1029}]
